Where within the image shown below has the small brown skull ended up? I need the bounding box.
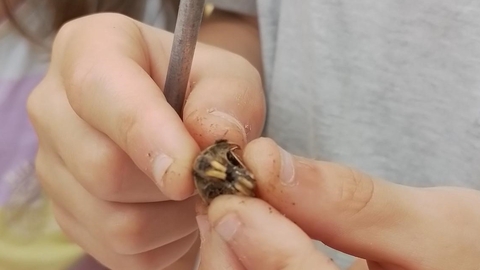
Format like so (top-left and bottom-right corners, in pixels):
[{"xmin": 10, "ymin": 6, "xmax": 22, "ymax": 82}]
[{"xmin": 193, "ymin": 139, "xmax": 256, "ymax": 205}]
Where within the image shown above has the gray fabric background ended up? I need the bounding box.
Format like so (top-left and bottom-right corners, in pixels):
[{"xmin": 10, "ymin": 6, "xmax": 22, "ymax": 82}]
[{"xmin": 207, "ymin": 0, "xmax": 480, "ymax": 268}]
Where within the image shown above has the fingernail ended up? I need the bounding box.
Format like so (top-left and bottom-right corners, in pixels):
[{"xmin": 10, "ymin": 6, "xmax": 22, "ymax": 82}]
[
  {"xmin": 196, "ymin": 215, "xmax": 211, "ymax": 243},
  {"xmin": 152, "ymin": 153, "xmax": 173, "ymax": 188},
  {"xmin": 208, "ymin": 110, "xmax": 247, "ymax": 143},
  {"xmin": 214, "ymin": 213, "xmax": 242, "ymax": 242},
  {"xmin": 279, "ymin": 146, "xmax": 296, "ymax": 186}
]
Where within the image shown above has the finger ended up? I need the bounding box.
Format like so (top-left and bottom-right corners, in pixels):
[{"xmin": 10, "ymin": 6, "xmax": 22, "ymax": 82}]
[
  {"xmin": 53, "ymin": 204, "xmax": 198, "ymax": 270},
  {"xmin": 29, "ymin": 75, "xmax": 166, "ymax": 203},
  {"xmin": 164, "ymin": 236, "xmax": 200, "ymax": 270},
  {"xmin": 196, "ymin": 215, "xmax": 245, "ymax": 270},
  {"xmin": 35, "ymin": 148, "xmax": 198, "ymax": 255},
  {"xmin": 206, "ymin": 195, "xmax": 340, "ymax": 270},
  {"xmin": 55, "ymin": 13, "xmax": 265, "ymax": 201},
  {"xmin": 348, "ymin": 259, "xmax": 369, "ymax": 270},
  {"xmin": 181, "ymin": 42, "xmax": 265, "ymax": 149},
  {"xmin": 55, "ymin": 13, "xmax": 198, "ymax": 200},
  {"xmin": 243, "ymin": 138, "xmax": 480, "ymax": 268}
]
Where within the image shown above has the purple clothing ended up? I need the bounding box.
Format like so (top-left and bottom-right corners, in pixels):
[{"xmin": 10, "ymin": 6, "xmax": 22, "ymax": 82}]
[
  {"xmin": 0, "ymin": 68, "xmax": 107, "ymax": 270},
  {"xmin": 0, "ymin": 75, "xmax": 42, "ymax": 205},
  {"xmin": 0, "ymin": 2, "xmax": 179, "ymax": 269}
]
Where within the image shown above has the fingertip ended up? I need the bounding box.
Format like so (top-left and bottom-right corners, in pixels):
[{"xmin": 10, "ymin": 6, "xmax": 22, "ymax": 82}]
[
  {"xmin": 182, "ymin": 73, "xmax": 265, "ymax": 150},
  {"xmin": 158, "ymin": 159, "xmax": 197, "ymax": 201},
  {"xmin": 207, "ymin": 195, "xmax": 245, "ymax": 225},
  {"xmin": 243, "ymin": 137, "xmax": 283, "ymax": 197},
  {"xmin": 207, "ymin": 195, "xmax": 293, "ymax": 241},
  {"xmin": 184, "ymin": 108, "xmax": 248, "ymax": 149},
  {"xmin": 243, "ymin": 136, "xmax": 278, "ymax": 154},
  {"xmin": 197, "ymin": 196, "xmax": 245, "ymax": 270},
  {"xmin": 207, "ymin": 196, "xmax": 335, "ymax": 270},
  {"xmin": 243, "ymin": 137, "xmax": 281, "ymax": 169}
]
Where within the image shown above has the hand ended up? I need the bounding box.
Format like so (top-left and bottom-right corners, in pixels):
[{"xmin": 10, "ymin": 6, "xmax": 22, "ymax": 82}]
[
  {"xmin": 198, "ymin": 138, "xmax": 480, "ymax": 270},
  {"xmin": 27, "ymin": 13, "xmax": 265, "ymax": 269}
]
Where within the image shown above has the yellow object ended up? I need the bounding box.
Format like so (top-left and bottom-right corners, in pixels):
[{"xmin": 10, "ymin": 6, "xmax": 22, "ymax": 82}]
[{"xmin": 0, "ymin": 190, "xmax": 84, "ymax": 270}]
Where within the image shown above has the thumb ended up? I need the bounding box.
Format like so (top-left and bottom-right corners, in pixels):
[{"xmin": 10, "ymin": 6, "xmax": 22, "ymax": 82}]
[
  {"xmin": 181, "ymin": 44, "xmax": 266, "ymax": 149},
  {"xmin": 204, "ymin": 195, "xmax": 340, "ymax": 270},
  {"xmin": 242, "ymin": 138, "xmax": 480, "ymax": 269}
]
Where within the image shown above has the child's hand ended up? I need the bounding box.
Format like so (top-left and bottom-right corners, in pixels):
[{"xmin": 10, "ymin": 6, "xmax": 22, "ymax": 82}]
[
  {"xmin": 198, "ymin": 138, "xmax": 480, "ymax": 270},
  {"xmin": 27, "ymin": 13, "xmax": 265, "ymax": 269}
]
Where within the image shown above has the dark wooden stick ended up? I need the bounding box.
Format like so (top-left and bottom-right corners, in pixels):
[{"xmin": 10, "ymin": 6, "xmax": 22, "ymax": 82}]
[{"xmin": 163, "ymin": 0, "xmax": 206, "ymax": 118}]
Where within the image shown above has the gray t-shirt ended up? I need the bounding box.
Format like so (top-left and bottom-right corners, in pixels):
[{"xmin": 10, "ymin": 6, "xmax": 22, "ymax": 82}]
[{"xmin": 208, "ymin": 0, "xmax": 480, "ymax": 268}]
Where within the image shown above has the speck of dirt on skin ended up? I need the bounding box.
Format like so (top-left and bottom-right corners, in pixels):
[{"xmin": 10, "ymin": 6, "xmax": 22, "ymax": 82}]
[
  {"xmin": 244, "ymin": 124, "xmax": 251, "ymax": 135},
  {"xmin": 147, "ymin": 152, "xmax": 152, "ymax": 158},
  {"xmin": 189, "ymin": 81, "xmax": 196, "ymax": 93}
]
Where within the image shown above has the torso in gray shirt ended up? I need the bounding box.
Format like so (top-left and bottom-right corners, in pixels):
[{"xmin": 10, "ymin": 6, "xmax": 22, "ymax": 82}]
[{"xmin": 209, "ymin": 0, "xmax": 480, "ymax": 267}]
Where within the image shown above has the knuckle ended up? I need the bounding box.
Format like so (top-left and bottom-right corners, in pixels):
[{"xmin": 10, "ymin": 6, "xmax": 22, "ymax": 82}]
[
  {"xmin": 26, "ymin": 80, "xmax": 49, "ymax": 127},
  {"xmin": 26, "ymin": 89, "xmax": 39, "ymax": 124},
  {"xmin": 54, "ymin": 19, "xmax": 77, "ymax": 44},
  {"xmin": 58, "ymin": 16, "xmax": 136, "ymax": 112},
  {"xmin": 104, "ymin": 207, "xmax": 147, "ymax": 255},
  {"xmin": 338, "ymin": 167, "xmax": 375, "ymax": 217},
  {"xmin": 57, "ymin": 13, "xmax": 132, "ymax": 40},
  {"xmin": 27, "ymin": 76, "xmax": 65, "ymax": 131},
  {"xmin": 62, "ymin": 57, "xmax": 101, "ymax": 114}
]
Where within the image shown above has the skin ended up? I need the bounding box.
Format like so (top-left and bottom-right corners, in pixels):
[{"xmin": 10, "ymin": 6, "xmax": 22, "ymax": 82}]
[
  {"xmin": 27, "ymin": 10, "xmax": 264, "ymax": 270},
  {"xmin": 25, "ymin": 5, "xmax": 480, "ymax": 270},
  {"xmin": 198, "ymin": 138, "xmax": 480, "ymax": 270}
]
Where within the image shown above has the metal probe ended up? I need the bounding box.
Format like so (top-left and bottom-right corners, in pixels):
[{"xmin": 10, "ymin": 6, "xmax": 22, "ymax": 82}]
[{"xmin": 163, "ymin": 0, "xmax": 206, "ymax": 118}]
